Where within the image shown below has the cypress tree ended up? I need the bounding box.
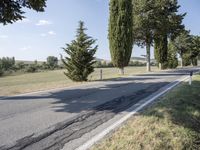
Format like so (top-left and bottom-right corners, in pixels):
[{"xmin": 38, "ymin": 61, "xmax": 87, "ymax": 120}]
[
  {"xmin": 154, "ymin": 34, "xmax": 168, "ymax": 70},
  {"xmin": 62, "ymin": 21, "xmax": 98, "ymax": 82},
  {"xmin": 109, "ymin": 0, "xmax": 133, "ymax": 75},
  {"xmin": 167, "ymin": 40, "xmax": 178, "ymax": 69}
]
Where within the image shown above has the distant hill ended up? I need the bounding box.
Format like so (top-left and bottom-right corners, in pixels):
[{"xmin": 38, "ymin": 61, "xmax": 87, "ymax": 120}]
[
  {"xmin": 130, "ymin": 57, "xmax": 156, "ymax": 63},
  {"xmin": 16, "ymin": 57, "xmax": 156, "ymax": 65},
  {"xmin": 16, "ymin": 60, "xmax": 44, "ymax": 65},
  {"xmin": 16, "ymin": 58, "xmax": 108, "ymax": 65}
]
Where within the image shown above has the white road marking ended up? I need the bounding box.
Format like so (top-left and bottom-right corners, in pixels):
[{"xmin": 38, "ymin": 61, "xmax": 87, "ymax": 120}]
[{"xmin": 75, "ymin": 76, "xmax": 189, "ymax": 150}]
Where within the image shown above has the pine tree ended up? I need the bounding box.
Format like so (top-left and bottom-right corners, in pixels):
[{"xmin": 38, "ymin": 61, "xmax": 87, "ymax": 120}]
[
  {"xmin": 0, "ymin": 0, "xmax": 46, "ymax": 25},
  {"xmin": 62, "ymin": 21, "xmax": 98, "ymax": 82},
  {"xmin": 153, "ymin": 0, "xmax": 185, "ymax": 70},
  {"xmin": 132, "ymin": 0, "xmax": 156, "ymax": 72},
  {"xmin": 109, "ymin": 0, "xmax": 133, "ymax": 75}
]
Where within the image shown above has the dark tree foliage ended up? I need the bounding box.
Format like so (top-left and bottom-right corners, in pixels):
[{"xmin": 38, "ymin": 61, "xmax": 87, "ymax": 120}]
[
  {"xmin": 190, "ymin": 35, "xmax": 200, "ymax": 66},
  {"xmin": 182, "ymin": 53, "xmax": 191, "ymax": 66},
  {"xmin": 167, "ymin": 40, "xmax": 178, "ymax": 69},
  {"xmin": 173, "ymin": 30, "xmax": 191, "ymax": 67},
  {"xmin": 0, "ymin": 57, "xmax": 15, "ymax": 71},
  {"xmin": 16, "ymin": 62, "xmax": 25, "ymax": 70},
  {"xmin": 47, "ymin": 56, "xmax": 58, "ymax": 70},
  {"xmin": 154, "ymin": 34, "xmax": 168, "ymax": 69},
  {"xmin": 153, "ymin": 0, "xmax": 185, "ymax": 69},
  {"xmin": 0, "ymin": 66, "xmax": 3, "ymax": 76},
  {"xmin": 25, "ymin": 64, "xmax": 38, "ymax": 73},
  {"xmin": 109, "ymin": 0, "xmax": 133, "ymax": 74},
  {"xmin": 62, "ymin": 21, "xmax": 97, "ymax": 82},
  {"xmin": 0, "ymin": 0, "xmax": 46, "ymax": 25},
  {"xmin": 132, "ymin": 0, "xmax": 156, "ymax": 72}
]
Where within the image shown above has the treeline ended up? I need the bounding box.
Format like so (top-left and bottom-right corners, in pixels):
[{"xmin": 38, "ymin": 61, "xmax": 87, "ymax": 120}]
[
  {"xmin": 0, "ymin": 56, "xmax": 60, "ymax": 77},
  {"xmin": 93, "ymin": 60, "xmax": 151, "ymax": 68},
  {"xmin": 109, "ymin": 0, "xmax": 200, "ymax": 73}
]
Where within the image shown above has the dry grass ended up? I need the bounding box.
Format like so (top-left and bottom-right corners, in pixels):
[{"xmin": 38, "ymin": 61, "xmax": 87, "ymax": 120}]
[
  {"xmin": 0, "ymin": 66, "xmax": 158, "ymax": 96},
  {"xmin": 92, "ymin": 75, "xmax": 200, "ymax": 150}
]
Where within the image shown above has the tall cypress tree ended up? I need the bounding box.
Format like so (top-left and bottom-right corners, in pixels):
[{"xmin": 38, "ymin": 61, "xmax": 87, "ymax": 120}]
[
  {"xmin": 154, "ymin": 34, "xmax": 168, "ymax": 69},
  {"xmin": 167, "ymin": 40, "xmax": 178, "ymax": 69},
  {"xmin": 109, "ymin": 0, "xmax": 133, "ymax": 75},
  {"xmin": 62, "ymin": 21, "xmax": 98, "ymax": 82}
]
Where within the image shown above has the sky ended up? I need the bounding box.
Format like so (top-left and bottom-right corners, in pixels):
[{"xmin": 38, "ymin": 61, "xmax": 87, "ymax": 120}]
[{"xmin": 0, "ymin": 0, "xmax": 200, "ymax": 61}]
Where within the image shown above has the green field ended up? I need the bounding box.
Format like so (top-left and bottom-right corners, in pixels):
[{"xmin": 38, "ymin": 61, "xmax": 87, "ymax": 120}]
[
  {"xmin": 0, "ymin": 66, "xmax": 158, "ymax": 96},
  {"xmin": 92, "ymin": 75, "xmax": 200, "ymax": 150}
]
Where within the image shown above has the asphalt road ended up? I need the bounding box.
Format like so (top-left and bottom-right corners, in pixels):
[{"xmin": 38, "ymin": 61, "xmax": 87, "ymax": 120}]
[{"xmin": 0, "ymin": 68, "xmax": 199, "ymax": 150}]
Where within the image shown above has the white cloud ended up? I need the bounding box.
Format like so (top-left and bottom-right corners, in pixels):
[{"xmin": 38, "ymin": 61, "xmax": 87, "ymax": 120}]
[
  {"xmin": 48, "ymin": 31, "xmax": 56, "ymax": 35},
  {"xmin": 20, "ymin": 46, "xmax": 32, "ymax": 51},
  {"xmin": 40, "ymin": 31, "xmax": 56, "ymax": 37},
  {"xmin": 17, "ymin": 18, "xmax": 31, "ymax": 24},
  {"xmin": 36, "ymin": 20, "xmax": 52, "ymax": 26},
  {"xmin": 0, "ymin": 35, "xmax": 8, "ymax": 39}
]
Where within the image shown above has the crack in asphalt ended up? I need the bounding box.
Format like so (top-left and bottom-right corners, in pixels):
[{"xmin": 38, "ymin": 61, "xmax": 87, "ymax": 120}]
[{"xmin": 0, "ymin": 82, "xmax": 168, "ymax": 150}]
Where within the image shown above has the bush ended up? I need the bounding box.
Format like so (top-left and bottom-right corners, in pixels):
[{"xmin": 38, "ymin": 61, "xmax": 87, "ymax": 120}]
[
  {"xmin": 129, "ymin": 61, "xmax": 146, "ymax": 66},
  {"xmin": 47, "ymin": 56, "xmax": 58, "ymax": 70},
  {"xmin": 16, "ymin": 62, "xmax": 26, "ymax": 70},
  {"xmin": 168, "ymin": 58, "xmax": 178, "ymax": 69},
  {"xmin": 41, "ymin": 62, "xmax": 49, "ymax": 70},
  {"xmin": 93, "ymin": 61, "xmax": 102, "ymax": 68},
  {"xmin": 183, "ymin": 54, "xmax": 191, "ymax": 66},
  {"xmin": 107, "ymin": 62, "xmax": 114, "ymax": 67},
  {"xmin": 0, "ymin": 57, "xmax": 15, "ymax": 71},
  {"xmin": 0, "ymin": 68, "xmax": 3, "ymax": 77},
  {"xmin": 25, "ymin": 64, "xmax": 38, "ymax": 73},
  {"xmin": 167, "ymin": 41, "xmax": 178, "ymax": 69}
]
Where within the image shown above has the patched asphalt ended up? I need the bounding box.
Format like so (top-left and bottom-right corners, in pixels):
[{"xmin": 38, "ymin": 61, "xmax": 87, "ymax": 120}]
[{"xmin": 0, "ymin": 68, "xmax": 199, "ymax": 150}]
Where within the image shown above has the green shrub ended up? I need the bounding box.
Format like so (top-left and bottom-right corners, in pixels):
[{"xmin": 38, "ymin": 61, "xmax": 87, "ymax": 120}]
[
  {"xmin": 0, "ymin": 68, "xmax": 3, "ymax": 77},
  {"xmin": 129, "ymin": 61, "xmax": 146, "ymax": 66},
  {"xmin": 0, "ymin": 57, "xmax": 15, "ymax": 71},
  {"xmin": 47, "ymin": 56, "xmax": 58, "ymax": 70},
  {"xmin": 183, "ymin": 54, "xmax": 191, "ymax": 66},
  {"xmin": 25, "ymin": 64, "xmax": 37, "ymax": 73},
  {"xmin": 16, "ymin": 62, "xmax": 26, "ymax": 70}
]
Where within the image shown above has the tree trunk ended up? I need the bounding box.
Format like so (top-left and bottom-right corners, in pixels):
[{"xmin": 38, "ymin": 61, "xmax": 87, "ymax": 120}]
[
  {"xmin": 180, "ymin": 53, "xmax": 183, "ymax": 68},
  {"xmin": 119, "ymin": 68, "xmax": 124, "ymax": 75},
  {"xmin": 146, "ymin": 42, "xmax": 151, "ymax": 72},
  {"xmin": 159, "ymin": 63, "xmax": 162, "ymax": 70}
]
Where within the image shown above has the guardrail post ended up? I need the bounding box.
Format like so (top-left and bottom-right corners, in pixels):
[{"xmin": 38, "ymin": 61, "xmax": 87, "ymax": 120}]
[
  {"xmin": 189, "ymin": 71, "xmax": 193, "ymax": 85},
  {"xmin": 100, "ymin": 69, "xmax": 103, "ymax": 80}
]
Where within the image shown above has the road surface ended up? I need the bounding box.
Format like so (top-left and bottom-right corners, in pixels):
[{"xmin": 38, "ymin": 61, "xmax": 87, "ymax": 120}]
[{"xmin": 0, "ymin": 68, "xmax": 199, "ymax": 150}]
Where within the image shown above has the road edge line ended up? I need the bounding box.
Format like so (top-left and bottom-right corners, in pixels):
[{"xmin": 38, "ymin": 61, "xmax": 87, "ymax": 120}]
[{"xmin": 75, "ymin": 76, "xmax": 189, "ymax": 150}]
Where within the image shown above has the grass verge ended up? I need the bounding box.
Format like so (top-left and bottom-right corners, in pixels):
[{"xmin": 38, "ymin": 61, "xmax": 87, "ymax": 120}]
[
  {"xmin": 92, "ymin": 75, "xmax": 200, "ymax": 150},
  {"xmin": 0, "ymin": 67, "xmax": 158, "ymax": 96}
]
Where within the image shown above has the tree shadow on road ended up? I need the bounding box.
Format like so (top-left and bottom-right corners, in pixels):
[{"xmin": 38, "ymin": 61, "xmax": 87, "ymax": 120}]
[{"xmin": 0, "ymin": 76, "xmax": 172, "ymax": 114}]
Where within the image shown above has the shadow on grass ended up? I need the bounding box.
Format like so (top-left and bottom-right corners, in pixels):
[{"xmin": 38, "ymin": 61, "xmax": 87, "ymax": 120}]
[{"xmin": 139, "ymin": 79, "xmax": 200, "ymax": 148}]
